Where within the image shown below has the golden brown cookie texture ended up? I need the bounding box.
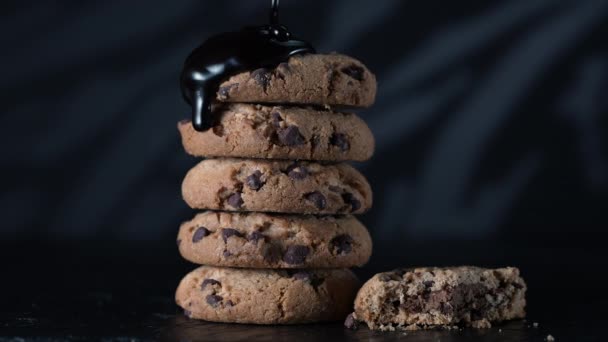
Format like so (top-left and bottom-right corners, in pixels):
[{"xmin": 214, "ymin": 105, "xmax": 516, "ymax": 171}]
[
  {"xmin": 181, "ymin": 158, "xmax": 372, "ymax": 215},
  {"xmin": 177, "ymin": 211, "xmax": 372, "ymax": 268},
  {"xmin": 216, "ymin": 53, "xmax": 376, "ymax": 108},
  {"xmin": 178, "ymin": 103, "xmax": 374, "ymax": 161},
  {"xmin": 176, "ymin": 266, "xmax": 360, "ymax": 324},
  {"xmin": 175, "ymin": 52, "xmax": 378, "ymax": 325},
  {"xmin": 349, "ymin": 267, "xmax": 526, "ymax": 330}
]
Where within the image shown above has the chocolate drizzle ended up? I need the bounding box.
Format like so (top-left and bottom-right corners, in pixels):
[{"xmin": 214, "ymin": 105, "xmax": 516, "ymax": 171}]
[{"xmin": 180, "ymin": 0, "xmax": 315, "ymax": 131}]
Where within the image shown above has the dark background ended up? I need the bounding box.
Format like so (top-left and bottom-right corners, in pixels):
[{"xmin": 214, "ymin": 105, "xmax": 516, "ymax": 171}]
[{"xmin": 1, "ymin": 0, "xmax": 607, "ymax": 340}]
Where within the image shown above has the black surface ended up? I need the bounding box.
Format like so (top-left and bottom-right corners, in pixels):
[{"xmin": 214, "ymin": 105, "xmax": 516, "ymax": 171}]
[{"xmin": 2, "ymin": 242, "xmax": 606, "ymax": 341}]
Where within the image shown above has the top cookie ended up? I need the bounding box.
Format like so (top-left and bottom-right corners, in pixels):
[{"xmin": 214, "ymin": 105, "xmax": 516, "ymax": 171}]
[{"xmin": 216, "ymin": 53, "xmax": 376, "ymax": 107}]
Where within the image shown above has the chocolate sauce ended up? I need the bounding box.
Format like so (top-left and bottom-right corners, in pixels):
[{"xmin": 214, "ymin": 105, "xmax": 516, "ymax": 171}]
[{"xmin": 180, "ymin": 0, "xmax": 315, "ymax": 131}]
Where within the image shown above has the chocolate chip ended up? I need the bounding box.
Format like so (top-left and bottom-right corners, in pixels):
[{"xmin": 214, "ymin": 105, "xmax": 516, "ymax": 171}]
[
  {"xmin": 192, "ymin": 227, "xmax": 210, "ymax": 243},
  {"xmin": 206, "ymin": 294, "xmax": 223, "ymax": 307},
  {"xmin": 330, "ymin": 133, "xmax": 350, "ymax": 151},
  {"xmin": 340, "ymin": 65, "xmax": 365, "ymax": 81},
  {"xmin": 251, "ymin": 68, "xmax": 271, "ymax": 89},
  {"xmin": 212, "ymin": 124, "xmax": 224, "ymax": 137},
  {"xmin": 378, "ymin": 274, "xmax": 393, "ymax": 282},
  {"xmin": 184, "ymin": 309, "xmax": 192, "ymax": 318},
  {"xmin": 292, "ymin": 271, "xmax": 324, "ymax": 288},
  {"xmin": 218, "ymin": 83, "xmax": 238, "ymax": 98},
  {"xmin": 271, "ymin": 112, "xmax": 283, "ymax": 127},
  {"xmin": 176, "ymin": 238, "xmax": 181, "ymax": 246},
  {"xmin": 283, "ymin": 245, "xmax": 310, "ymax": 265},
  {"xmin": 344, "ymin": 313, "xmax": 358, "ymax": 330},
  {"xmin": 227, "ymin": 192, "xmax": 243, "ymax": 208},
  {"xmin": 423, "ymin": 280, "xmax": 435, "ymax": 288},
  {"xmin": 223, "ymin": 250, "xmax": 232, "ymax": 257},
  {"xmin": 285, "ymin": 163, "xmax": 308, "ymax": 180},
  {"xmin": 221, "ymin": 228, "xmax": 244, "ymax": 243},
  {"xmin": 264, "ymin": 244, "xmax": 282, "ymax": 263},
  {"xmin": 292, "ymin": 271, "xmax": 310, "ymax": 281},
  {"xmin": 330, "ymin": 234, "xmax": 353, "ymax": 255},
  {"xmin": 201, "ymin": 279, "xmax": 221, "ymax": 290},
  {"xmin": 395, "ymin": 269, "xmax": 409, "ymax": 277},
  {"xmin": 245, "ymin": 170, "xmax": 264, "ymax": 191},
  {"xmin": 248, "ymin": 231, "xmax": 266, "ymax": 243},
  {"xmin": 218, "ymin": 87, "xmax": 229, "ymax": 98},
  {"xmin": 277, "ymin": 126, "xmax": 305, "ymax": 146},
  {"xmin": 341, "ymin": 193, "xmax": 361, "ymax": 212},
  {"xmin": 304, "ymin": 192, "xmax": 326, "ymax": 210}
]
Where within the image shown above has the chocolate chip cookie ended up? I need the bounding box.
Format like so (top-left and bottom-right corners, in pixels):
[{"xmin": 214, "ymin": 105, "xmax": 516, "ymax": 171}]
[
  {"xmin": 177, "ymin": 211, "xmax": 372, "ymax": 268},
  {"xmin": 181, "ymin": 158, "xmax": 372, "ymax": 214},
  {"xmin": 347, "ymin": 266, "xmax": 527, "ymax": 331},
  {"xmin": 176, "ymin": 266, "xmax": 360, "ymax": 324},
  {"xmin": 178, "ymin": 103, "xmax": 374, "ymax": 161},
  {"xmin": 216, "ymin": 53, "xmax": 376, "ymax": 108}
]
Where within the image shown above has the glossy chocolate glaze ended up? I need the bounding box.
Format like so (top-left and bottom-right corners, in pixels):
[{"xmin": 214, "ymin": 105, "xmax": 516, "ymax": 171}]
[{"xmin": 180, "ymin": 0, "xmax": 315, "ymax": 131}]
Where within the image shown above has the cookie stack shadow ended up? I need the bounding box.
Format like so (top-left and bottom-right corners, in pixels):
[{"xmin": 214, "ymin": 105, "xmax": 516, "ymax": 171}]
[{"xmin": 175, "ymin": 53, "xmax": 377, "ymax": 324}]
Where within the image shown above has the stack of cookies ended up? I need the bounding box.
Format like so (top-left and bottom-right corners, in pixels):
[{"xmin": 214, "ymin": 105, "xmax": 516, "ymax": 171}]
[{"xmin": 175, "ymin": 53, "xmax": 377, "ymax": 324}]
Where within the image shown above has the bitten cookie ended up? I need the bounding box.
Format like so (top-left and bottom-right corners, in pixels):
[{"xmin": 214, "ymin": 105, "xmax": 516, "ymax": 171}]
[
  {"xmin": 178, "ymin": 103, "xmax": 374, "ymax": 161},
  {"xmin": 177, "ymin": 211, "xmax": 372, "ymax": 268},
  {"xmin": 176, "ymin": 266, "xmax": 360, "ymax": 324},
  {"xmin": 348, "ymin": 267, "xmax": 526, "ymax": 331},
  {"xmin": 216, "ymin": 53, "xmax": 376, "ymax": 107},
  {"xmin": 181, "ymin": 158, "xmax": 372, "ymax": 214}
]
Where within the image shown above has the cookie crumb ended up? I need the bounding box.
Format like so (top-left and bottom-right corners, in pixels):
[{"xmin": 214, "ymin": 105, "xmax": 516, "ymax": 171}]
[
  {"xmin": 344, "ymin": 313, "xmax": 358, "ymax": 330},
  {"xmin": 533, "ymin": 322, "xmax": 539, "ymax": 328},
  {"xmin": 546, "ymin": 335, "xmax": 555, "ymax": 341},
  {"xmin": 498, "ymin": 329, "xmax": 502, "ymax": 333}
]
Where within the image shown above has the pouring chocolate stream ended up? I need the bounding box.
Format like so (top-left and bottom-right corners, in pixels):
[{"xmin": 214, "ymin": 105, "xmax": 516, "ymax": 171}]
[{"xmin": 180, "ymin": 0, "xmax": 315, "ymax": 131}]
